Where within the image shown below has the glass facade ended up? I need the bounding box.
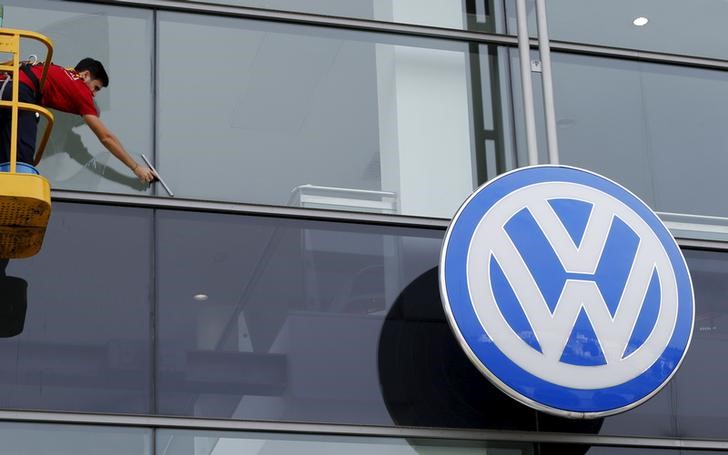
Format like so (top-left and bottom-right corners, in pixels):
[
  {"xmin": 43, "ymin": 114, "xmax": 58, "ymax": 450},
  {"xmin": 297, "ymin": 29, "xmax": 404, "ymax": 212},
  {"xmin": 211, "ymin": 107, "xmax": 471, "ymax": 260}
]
[
  {"xmin": 0, "ymin": 422, "xmax": 151, "ymax": 454},
  {"xmin": 508, "ymin": 0, "xmax": 728, "ymax": 59},
  {"xmin": 2, "ymin": 0, "xmax": 154, "ymax": 195},
  {"xmin": 156, "ymin": 12, "xmax": 503, "ymax": 218},
  {"xmin": 0, "ymin": 203, "xmax": 152, "ymax": 413},
  {"xmin": 2, "ymin": 0, "xmax": 724, "ymax": 229},
  {"xmin": 2, "ymin": 203, "xmax": 728, "ymax": 443},
  {"xmin": 158, "ymin": 430, "xmax": 532, "ymax": 454},
  {"xmin": 174, "ymin": 0, "xmax": 508, "ymax": 33},
  {"xmin": 1, "ymin": 0, "xmax": 728, "ymax": 452},
  {"xmin": 522, "ymin": 52, "xmax": 728, "ymax": 220}
]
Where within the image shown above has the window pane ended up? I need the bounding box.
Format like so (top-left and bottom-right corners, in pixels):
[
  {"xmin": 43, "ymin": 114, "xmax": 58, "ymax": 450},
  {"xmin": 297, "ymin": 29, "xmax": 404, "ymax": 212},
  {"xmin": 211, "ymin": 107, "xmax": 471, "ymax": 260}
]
[
  {"xmin": 1, "ymin": 0, "xmax": 154, "ymax": 194},
  {"xmin": 542, "ymin": 53, "xmax": 728, "ymax": 225},
  {"xmin": 158, "ymin": 429, "xmax": 532, "ymax": 455},
  {"xmin": 671, "ymin": 248, "xmax": 728, "ymax": 439},
  {"xmin": 157, "ymin": 12, "xmax": 513, "ymax": 218},
  {"xmin": 545, "ymin": 0, "xmax": 728, "ymax": 59},
  {"xmin": 538, "ymin": 446, "xmax": 723, "ymax": 455},
  {"xmin": 0, "ymin": 422, "xmax": 151, "ymax": 455},
  {"xmin": 3, "ymin": 200, "xmax": 724, "ymax": 438},
  {"xmin": 0, "ymin": 202, "xmax": 152, "ymax": 413},
  {"xmin": 541, "ymin": 248, "xmax": 728, "ymax": 440},
  {"xmin": 155, "ymin": 210, "xmax": 539, "ymax": 429},
  {"xmin": 155, "ymin": 209, "xmax": 728, "ymax": 436},
  {"xmin": 505, "ymin": 0, "xmax": 728, "ymax": 59},
  {"xmin": 169, "ymin": 0, "xmax": 507, "ymax": 33}
]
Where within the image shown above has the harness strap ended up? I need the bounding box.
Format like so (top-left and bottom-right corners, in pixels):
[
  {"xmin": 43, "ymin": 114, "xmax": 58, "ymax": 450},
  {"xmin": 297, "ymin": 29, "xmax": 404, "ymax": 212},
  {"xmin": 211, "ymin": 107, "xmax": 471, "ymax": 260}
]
[{"xmin": 19, "ymin": 64, "xmax": 42, "ymax": 104}]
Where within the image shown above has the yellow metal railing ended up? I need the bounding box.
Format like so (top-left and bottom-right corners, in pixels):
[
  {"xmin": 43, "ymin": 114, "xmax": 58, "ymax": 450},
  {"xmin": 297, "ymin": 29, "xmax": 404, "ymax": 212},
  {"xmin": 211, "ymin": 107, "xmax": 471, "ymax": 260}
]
[
  {"xmin": 0, "ymin": 28, "xmax": 55, "ymax": 168},
  {"xmin": 0, "ymin": 28, "xmax": 54, "ymax": 259}
]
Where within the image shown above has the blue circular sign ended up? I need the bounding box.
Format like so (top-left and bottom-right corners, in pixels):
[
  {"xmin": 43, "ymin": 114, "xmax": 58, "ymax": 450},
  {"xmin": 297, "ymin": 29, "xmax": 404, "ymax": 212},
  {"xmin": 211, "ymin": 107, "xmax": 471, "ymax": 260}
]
[{"xmin": 439, "ymin": 166, "xmax": 694, "ymax": 418}]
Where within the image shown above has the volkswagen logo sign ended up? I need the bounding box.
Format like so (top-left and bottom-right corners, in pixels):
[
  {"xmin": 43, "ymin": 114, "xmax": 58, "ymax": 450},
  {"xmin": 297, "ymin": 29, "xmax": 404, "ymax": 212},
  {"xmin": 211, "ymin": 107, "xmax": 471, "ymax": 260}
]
[{"xmin": 439, "ymin": 166, "xmax": 694, "ymax": 418}]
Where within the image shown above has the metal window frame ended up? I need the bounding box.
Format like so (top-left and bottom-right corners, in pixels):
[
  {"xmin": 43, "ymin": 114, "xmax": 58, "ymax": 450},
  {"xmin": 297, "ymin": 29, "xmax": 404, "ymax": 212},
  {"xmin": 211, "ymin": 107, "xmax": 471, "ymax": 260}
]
[
  {"xmin": 52, "ymin": 190, "xmax": 728, "ymax": 252},
  {"xmin": 0, "ymin": 409, "xmax": 726, "ymax": 451}
]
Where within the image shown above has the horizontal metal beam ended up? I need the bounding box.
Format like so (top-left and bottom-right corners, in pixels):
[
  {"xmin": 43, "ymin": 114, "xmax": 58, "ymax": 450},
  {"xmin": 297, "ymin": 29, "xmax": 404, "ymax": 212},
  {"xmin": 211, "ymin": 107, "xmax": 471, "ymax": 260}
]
[
  {"xmin": 90, "ymin": 0, "xmax": 518, "ymax": 46},
  {"xmin": 51, "ymin": 190, "xmax": 450, "ymax": 230},
  {"xmin": 89, "ymin": 0, "xmax": 728, "ymax": 71},
  {"xmin": 0, "ymin": 409, "xmax": 726, "ymax": 450},
  {"xmin": 548, "ymin": 39, "xmax": 728, "ymax": 71},
  {"xmin": 674, "ymin": 237, "xmax": 728, "ymax": 252},
  {"xmin": 51, "ymin": 190, "xmax": 728, "ymax": 251}
]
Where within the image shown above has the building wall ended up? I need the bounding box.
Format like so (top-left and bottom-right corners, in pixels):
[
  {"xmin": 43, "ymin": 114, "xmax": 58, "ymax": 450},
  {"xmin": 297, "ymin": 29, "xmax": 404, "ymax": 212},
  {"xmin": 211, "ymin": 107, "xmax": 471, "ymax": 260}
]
[{"xmin": 1, "ymin": 1, "xmax": 728, "ymax": 453}]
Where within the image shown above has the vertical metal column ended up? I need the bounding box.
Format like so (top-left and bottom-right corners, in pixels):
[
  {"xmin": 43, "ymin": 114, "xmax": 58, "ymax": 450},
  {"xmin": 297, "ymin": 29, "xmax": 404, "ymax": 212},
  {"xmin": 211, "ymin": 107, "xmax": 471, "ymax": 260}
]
[
  {"xmin": 515, "ymin": 0, "xmax": 538, "ymax": 165},
  {"xmin": 535, "ymin": 0, "xmax": 560, "ymax": 164}
]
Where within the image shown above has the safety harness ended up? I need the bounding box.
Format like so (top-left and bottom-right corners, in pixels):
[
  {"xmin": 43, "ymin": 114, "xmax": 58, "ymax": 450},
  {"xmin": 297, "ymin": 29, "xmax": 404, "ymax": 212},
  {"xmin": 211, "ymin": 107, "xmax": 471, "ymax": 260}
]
[
  {"xmin": 0, "ymin": 63, "xmax": 42, "ymax": 104},
  {"xmin": 19, "ymin": 63, "xmax": 42, "ymax": 104}
]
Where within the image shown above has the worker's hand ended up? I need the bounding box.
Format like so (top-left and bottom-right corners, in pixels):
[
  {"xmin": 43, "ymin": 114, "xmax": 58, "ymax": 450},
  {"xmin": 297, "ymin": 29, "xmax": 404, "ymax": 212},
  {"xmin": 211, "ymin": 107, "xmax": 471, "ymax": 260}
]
[{"xmin": 133, "ymin": 165, "xmax": 156, "ymax": 183}]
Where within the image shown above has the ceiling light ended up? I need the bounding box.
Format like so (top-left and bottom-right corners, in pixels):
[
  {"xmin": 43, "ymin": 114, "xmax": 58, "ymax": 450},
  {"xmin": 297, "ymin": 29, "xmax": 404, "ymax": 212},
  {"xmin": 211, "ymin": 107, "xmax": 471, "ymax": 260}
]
[
  {"xmin": 193, "ymin": 293, "xmax": 209, "ymax": 302},
  {"xmin": 632, "ymin": 16, "xmax": 649, "ymax": 26}
]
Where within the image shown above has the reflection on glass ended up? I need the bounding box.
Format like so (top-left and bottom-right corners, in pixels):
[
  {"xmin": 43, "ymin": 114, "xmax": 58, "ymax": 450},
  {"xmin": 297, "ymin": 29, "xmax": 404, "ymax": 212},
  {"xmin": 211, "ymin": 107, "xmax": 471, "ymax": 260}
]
[
  {"xmin": 157, "ymin": 12, "xmax": 513, "ymax": 218},
  {"xmin": 2, "ymin": 198, "xmax": 726, "ymax": 440},
  {"xmin": 158, "ymin": 429, "xmax": 532, "ymax": 455},
  {"xmin": 0, "ymin": 422, "xmax": 151, "ymax": 455},
  {"xmin": 1, "ymin": 0, "xmax": 153, "ymax": 194},
  {"xmin": 525, "ymin": 52, "xmax": 728, "ymax": 221},
  {"xmin": 0, "ymin": 259, "xmax": 27, "ymax": 338},
  {"xmin": 173, "ymin": 0, "xmax": 507, "ymax": 33},
  {"xmin": 593, "ymin": 249, "xmax": 728, "ymax": 440},
  {"xmin": 0, "ymin": 203, "xmax": 152, "ymax": 414},
  {"xmin": 506, "ymin": 0, "xmax": 728, "ymax": 60},
  {"xmin": 156, "ymin": 210, "xmax": 542, "ymax": 429},
  {"xmin": 380, "ymin": 267, "xmax": 538, "ymax": 430},
  {"xmin": 544, "ymin": 0, "xmax": 728, "ymax": 59},
  {"xmin": 538, "ymin": 446, "xmax": 721, "ymax": 455},
  {"xmin": 155, "ymin": 208, "xmax": 728, "ymax": 437},
  {"xmin": 672, "ymin": 249, "xmax": 728, "ymax": 439},
  {"xmin": 156, "ymin": 209, "xmax": 436, "ymax": 424}
]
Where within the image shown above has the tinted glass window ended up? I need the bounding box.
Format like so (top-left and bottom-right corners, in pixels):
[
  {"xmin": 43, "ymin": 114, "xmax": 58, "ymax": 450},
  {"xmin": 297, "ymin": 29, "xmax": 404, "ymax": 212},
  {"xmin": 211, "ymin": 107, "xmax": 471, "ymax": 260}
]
[
  {"xmin": 506, "ymin": 0, "xmax": 728, "ymax": 60},
  {"xmin": 545, "ymin": 249, "xmax": 728, "ymax": 440},
  {"xmin": 171, "ymin": 0, "xmax": 508, "ymax": 33},
  {"xmin": 538, "ymin": 446, "xmax": 722, "ymax": 455},
  {"xmin": 670, "ymin": 248, "xmax": 728, "ymax": 439},
  {"xmin": 1, "ymin": 0, "xmax": 154, "ymax": 194},
  {"xmin": 3, "ymin": 198, "xmax": 726, "ymax": 438},
  {"xmin": 158, "ymin": 429, "xmax": 532, "ymax": 455},
  {"xmin": 157, "ymin": 12, "xmax": 514, "ymax": 218},
  {"xmin": 155, "ymin": 210, "xmax": 539, "ymax": 429},
  {"xmin": 154, "ymin": 207, "xmax": 728, "ymax": 436},
  {"xmin": 0, "ymin": 422, "xmax": 151, "ymax": 455},
  {"xmin": 516, "ymin": 52, "xmax": 728, "ymax": 229},
  {"xmin": 1, "ymin": 202, "xmax": 152, "ymax": 413}
]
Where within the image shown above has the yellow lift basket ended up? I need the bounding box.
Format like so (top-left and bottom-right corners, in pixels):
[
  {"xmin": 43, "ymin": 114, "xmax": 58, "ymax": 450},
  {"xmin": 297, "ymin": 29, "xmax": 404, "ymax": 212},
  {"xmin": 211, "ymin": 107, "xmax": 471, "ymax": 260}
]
[{"xmin": 0, "ymin": 29, "xmax": 54, "ymax": 259}]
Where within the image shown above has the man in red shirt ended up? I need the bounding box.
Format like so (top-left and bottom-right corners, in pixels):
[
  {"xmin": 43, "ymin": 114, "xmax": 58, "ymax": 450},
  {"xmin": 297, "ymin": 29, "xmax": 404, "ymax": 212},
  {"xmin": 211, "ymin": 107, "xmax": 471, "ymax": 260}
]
[{"xmin": 0, "ymin": 57, "xmax": 154, "ymax": 183}]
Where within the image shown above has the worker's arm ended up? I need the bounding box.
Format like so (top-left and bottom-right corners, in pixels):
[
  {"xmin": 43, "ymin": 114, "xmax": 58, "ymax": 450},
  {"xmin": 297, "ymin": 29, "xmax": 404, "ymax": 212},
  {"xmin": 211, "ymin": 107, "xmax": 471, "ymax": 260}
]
[{"xmin": 83, "ymin": 114, "xmax": 155, "ymax": 183}]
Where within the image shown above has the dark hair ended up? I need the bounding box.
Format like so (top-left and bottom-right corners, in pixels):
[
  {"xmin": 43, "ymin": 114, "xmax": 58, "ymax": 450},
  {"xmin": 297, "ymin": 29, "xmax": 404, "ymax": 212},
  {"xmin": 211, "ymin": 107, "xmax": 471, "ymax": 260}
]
[{"xmin": 75, "ymin": 58, "xmax": 109, "ymax": 87}]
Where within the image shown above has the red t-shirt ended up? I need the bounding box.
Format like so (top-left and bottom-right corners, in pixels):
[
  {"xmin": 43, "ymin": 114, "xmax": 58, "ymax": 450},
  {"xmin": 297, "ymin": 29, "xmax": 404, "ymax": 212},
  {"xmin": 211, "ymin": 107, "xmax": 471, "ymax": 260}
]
[{"xmin": 19, "ymin": 64, "xmax": 99, "ymax": 117}]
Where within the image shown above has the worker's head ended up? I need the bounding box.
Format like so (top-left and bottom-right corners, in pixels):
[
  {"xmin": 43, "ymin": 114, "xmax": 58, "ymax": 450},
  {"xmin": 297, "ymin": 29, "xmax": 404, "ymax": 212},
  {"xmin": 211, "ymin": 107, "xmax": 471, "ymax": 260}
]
[{"xmin": 75, "ymin": 58, "xmax": 109, "ymax": 97}]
